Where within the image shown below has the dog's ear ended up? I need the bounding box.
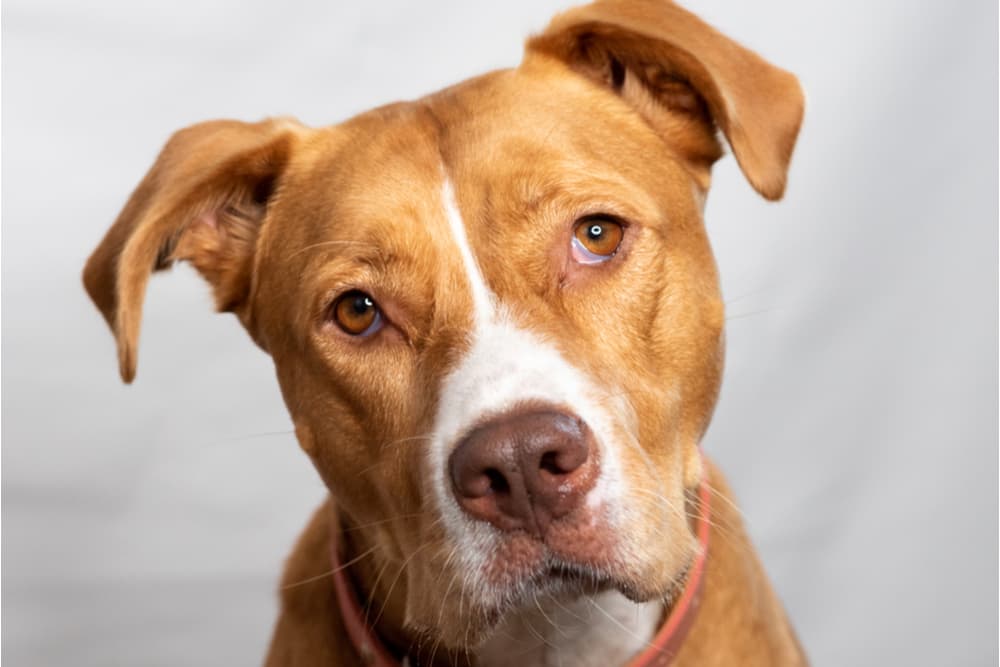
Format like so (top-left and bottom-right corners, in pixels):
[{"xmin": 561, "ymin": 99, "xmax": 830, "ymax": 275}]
[
  {"xmin": 83, "ymin": 117, "xmax": 302, "ymax": 383},
  {"xmin": 526, "ymin": 0, "xmax": 804, "ymax": 200}
]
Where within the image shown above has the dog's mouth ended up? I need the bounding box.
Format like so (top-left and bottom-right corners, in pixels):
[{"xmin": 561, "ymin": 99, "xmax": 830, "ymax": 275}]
[
  {"xmin": 533, "ymin": 561, "xmax": 616, "ymax": 598},
  {"xmin": 470, "ymin": 551, "xmax": 678, "ymax": 623},
  {"xmin": 529, "ymin": 553, "xmax": 690, "ymax": 603},
  {"xmin": 545, "ymin": 561, "xmax": 609, "ymax": 586},
  {"xmin": 428, "ymin": 552, "xmax": 692, "ymax": 652}
]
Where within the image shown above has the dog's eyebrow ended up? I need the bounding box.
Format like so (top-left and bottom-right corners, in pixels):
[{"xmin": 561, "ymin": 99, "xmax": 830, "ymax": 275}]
[
  {"xmin": 287, "ymin": 239, "xmax": 383, "ymax": 260},
  {"xmin": 284, "ymin": 241, "xmax": 397, "ymax": 305},
  {"xmin": 296, "ymin": 241, "xmax": 417, "ymax": 299}
]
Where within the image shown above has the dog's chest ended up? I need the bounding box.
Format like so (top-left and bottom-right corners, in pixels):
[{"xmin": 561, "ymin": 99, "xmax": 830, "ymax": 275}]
[{"xmin": 474, "ymin": 591, "xmax": 662, "ymax": 667}]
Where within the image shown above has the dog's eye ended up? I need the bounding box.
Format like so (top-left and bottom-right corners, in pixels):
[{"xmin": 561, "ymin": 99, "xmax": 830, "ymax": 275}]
[
  {"xmin": 571, "ymin": 217, "xmax": 624, "ymax": 264},
  {"xmin": 331, "ymin": 291, "xmax": 383, "ymax": 336}
]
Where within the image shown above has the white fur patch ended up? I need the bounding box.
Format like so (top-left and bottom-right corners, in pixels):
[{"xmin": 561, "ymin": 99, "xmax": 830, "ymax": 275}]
[
  {"xmin": 476, "ymin": 590, "xmax": 663, "ymax": 667},
  {"xmin": 441, "ymin": 179, "xmax": 493, "ymax": 321},
  {"xmin": 430, "ymin": 308, "xmax": 626, "ymax": 524}
]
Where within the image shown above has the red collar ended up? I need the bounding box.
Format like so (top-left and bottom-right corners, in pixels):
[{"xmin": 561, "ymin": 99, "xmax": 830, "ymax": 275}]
[{"xmin": 331, "ymin": 479, "xmax": 711, "ymax": 667}]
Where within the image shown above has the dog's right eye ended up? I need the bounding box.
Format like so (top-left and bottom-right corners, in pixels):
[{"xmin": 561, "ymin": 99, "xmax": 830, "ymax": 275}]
[
  {"xmin": 571, "ymin": 216, "xmax": 625, "ymax": 264},
  {"xmin": 331, "ymin": 291, "xmax": 383, "ymax": 336}
]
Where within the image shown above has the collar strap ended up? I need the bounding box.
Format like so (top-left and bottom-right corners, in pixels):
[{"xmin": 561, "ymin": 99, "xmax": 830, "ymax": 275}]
[
  {"xmin": 331, "ymin": 478, "xmax": 711, "ymax": 667},
  {"xmin": 330, "ymin": 532, "xmax": 402, "ymax": 666}
]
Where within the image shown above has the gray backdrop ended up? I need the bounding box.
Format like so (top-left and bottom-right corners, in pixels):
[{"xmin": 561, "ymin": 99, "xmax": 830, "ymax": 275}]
[{"xmin": 3, "ymin": 1, "xmax": 997, "ymax": 665}]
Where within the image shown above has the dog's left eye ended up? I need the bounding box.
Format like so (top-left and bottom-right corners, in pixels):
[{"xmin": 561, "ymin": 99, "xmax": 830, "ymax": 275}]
[
  {"xmin": 571, "ymin": 217, "xmax": 624, "ymax": 264},
  {"xmin": 331, "ymin": 291, "xmax": 383, "ymax": 337}
]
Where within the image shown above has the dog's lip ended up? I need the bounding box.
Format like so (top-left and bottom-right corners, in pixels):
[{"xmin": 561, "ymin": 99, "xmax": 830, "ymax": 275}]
[
  {"xmin": 542, "ymin": 561, "xmax": 613, "ymax": 590},
  {"xmin": 499, "ymin": 557, "xmax": 628, "ymax": 603},
  {"xmin": 499, "ymin": 549, "xmax": 695, "ymax": 605},
  {"xmin": 478, "ymin": 533, "xmax": 640, "ymax": 599},
  {"xmin": 540, "ymin": 563, "xmax": 654, "ymax": 602}
]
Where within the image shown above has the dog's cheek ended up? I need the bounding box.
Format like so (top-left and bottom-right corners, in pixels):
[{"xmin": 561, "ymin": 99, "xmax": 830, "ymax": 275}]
[
  {"xmin": 621, "ymin": 425, "xmax": 694, "ymax": 572},
  {"xmin": 651, "ymin": 230, "xmax": 724, "ymax": 433}
]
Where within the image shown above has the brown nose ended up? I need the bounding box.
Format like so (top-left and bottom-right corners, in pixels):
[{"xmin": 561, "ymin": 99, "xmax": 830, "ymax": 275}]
[{"xmin": 449, "ymin": 408, "xmax": 598, "ymax": 537}]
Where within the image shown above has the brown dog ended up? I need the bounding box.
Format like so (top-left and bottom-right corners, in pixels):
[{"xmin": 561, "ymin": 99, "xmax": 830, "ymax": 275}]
[{"xmin": 83, "ymin": 1, "xmax": 806, "ymax": 664}]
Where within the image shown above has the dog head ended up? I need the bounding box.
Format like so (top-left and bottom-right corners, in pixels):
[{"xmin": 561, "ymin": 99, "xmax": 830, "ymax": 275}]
[{"xmin": 84, "ymin": 0, "xmax": 802, "ymax": 650}]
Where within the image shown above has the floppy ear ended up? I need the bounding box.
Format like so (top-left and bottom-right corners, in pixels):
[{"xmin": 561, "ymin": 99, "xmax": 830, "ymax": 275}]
[
  {"xmin": 82, "ymin": 117, "xmax": 302, "ymax": 383},
  {"xmin": 526, "ymin": 0, "xmax": 804, "ymax": 200}
]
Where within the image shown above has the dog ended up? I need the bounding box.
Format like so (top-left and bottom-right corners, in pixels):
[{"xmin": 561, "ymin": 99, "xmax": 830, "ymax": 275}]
[{"xmin": 83, "ymin": 0, "xmax": 806, "ymax": 664}]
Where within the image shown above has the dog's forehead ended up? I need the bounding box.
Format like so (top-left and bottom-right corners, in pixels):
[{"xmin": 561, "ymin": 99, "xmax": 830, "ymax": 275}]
[
  {"xmin": 427, "ymin": 64, "xmax": 673, "ymax": 197},
  {"xmin": 263, "ymin": 104, "xmax": 450, "ymax": 296},
  {"xmin": 275, "ymin": 64, "xmax": 671, "ymax": 256}
]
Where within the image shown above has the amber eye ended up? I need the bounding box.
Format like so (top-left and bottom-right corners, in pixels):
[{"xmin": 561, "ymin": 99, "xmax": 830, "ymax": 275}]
[
  {"xmin": 332, "ymin": 291, "xmax": 383, "ymax": 336},
  {"xmin": 572, "ymin": 217, "xmax": 625, "ymax": 264}
]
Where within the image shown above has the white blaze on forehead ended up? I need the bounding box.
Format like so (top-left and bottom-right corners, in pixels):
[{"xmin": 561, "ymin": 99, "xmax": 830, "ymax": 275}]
[
  {"xmin": 430, "ymin": 175, "xmax": 628, "ymax": 575},
  {"xmin": 442, "ymin": 179, "xmax": 492, "ymax": 321}
]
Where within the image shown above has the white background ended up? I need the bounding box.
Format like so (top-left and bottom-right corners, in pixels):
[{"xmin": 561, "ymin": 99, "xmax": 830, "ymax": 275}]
[{"xmin": 3, "ymin": 1, "xmax": 996, "ymax": 665}]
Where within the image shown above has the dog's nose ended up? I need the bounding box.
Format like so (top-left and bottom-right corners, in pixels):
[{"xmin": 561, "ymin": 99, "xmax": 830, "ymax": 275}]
[{"xmin": 449, "ymin": 408, "xmax": 598, "ymax": 537}]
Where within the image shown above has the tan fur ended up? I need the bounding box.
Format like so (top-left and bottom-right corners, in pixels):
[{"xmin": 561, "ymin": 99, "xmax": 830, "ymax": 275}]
[{"xmin": 83, "ymin": 1, "xmax": 805, "ymax": 665}]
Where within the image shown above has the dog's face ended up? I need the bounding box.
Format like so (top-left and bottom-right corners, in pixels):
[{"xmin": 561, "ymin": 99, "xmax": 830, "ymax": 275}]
[{"xmin": 84, "ymin": 0, "xmax": 801, "ymax": 650}]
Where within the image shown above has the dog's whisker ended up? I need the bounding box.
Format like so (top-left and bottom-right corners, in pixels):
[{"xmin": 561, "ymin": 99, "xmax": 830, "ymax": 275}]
[
  {"xmin": 624, "ymin": 485, "xmax": 737, "ymax": 555},
  {"xmin": 426, "ymin": 632, "xmax": 444, "ymax": 667},
  {"xmin": 342, "ymin": 511, "xmax": 429, "ymax": 533},
  {"xmin": 585, "ymin": 596, "xmax": 669, "ymax": 656},
  {"xmin": 363, "ymin": 556, "xmax": 396, "ymax": 634},
  {"xmin": 532, "ymin": 592, "xmax": 568, "ymax": 639},
  {"xmin": 205, "ymin": 429, "xmax": 297, "ymax": 447},
  {"xmin": 287, "ymin": 239, "xmax": 381, "ymax": 260},
  {"xmin": 355, "ymin": 434, "xmax": 435, "ymax": 477},
  {"xmin": 224, "ymin": 429, "xmax": 295, "ymax": 441},
  {"xmin": 435, "ymin": 548, "xmax": 464, "ymax": 635},
  {"xmin": 280, "ymin": 544, "xmax": 379, "ymax": 590},
  {"xmin": 547, "ymin": 592, "xmax": 587, "ymax": 624},
  {"xmin": 726, "ymin": 307, "xmax": 778, "ymax": 322},
  {"xmin": 370, "ymin": 540, "xmax": 436, "ymax": 633},
  {"xmin": 628, "ymin": 485, "xmax": 738, "ymax": 546},
  {"xmin": 723, "ymin": 284, "xmax": 774, "ymax": 307},
  {"xmin": 361, "ymin": 519, "xmax": 439, "ymax": 632},
  {"xmin": 521, "ymin": 596, "xmax": 558, "ymax": 652},
  {"xmin": 701, "ymin": 481, "xmax": 746, "ymax": 519}
]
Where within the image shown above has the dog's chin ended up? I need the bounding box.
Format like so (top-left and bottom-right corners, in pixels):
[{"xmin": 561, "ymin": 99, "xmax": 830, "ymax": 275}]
[{"xmin": 415, "ymin": 558, "xmax": 688, "ymax": 651}]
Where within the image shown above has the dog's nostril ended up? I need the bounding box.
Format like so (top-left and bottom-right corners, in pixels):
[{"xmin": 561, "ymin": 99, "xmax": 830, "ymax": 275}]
[
  {"xmin": 461, "ymin": 472, "xmax": 492, "ymax": 498},
  {"xmin": 539, "ymin": 450, "xmax": 563, "ymax": 475},
  {"xmin": 484, "ymin": 468, "xmax": 509, "ymax": 494}
]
